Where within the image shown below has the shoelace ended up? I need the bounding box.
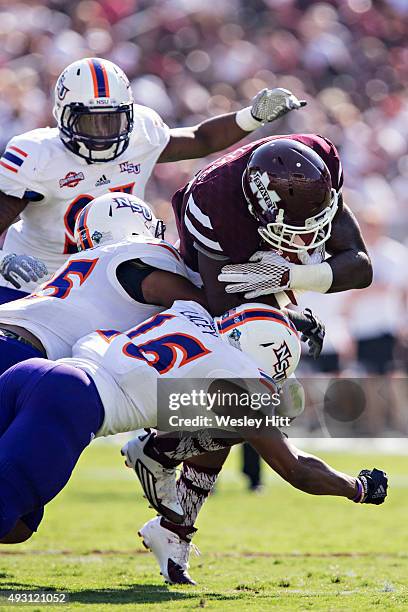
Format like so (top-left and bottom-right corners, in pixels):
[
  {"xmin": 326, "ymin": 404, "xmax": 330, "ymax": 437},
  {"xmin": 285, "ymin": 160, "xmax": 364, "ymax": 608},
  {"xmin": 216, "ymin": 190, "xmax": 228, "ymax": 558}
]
[{"xmin": 170, "ymin": 534, "xmax": 201, "ymax": 569}]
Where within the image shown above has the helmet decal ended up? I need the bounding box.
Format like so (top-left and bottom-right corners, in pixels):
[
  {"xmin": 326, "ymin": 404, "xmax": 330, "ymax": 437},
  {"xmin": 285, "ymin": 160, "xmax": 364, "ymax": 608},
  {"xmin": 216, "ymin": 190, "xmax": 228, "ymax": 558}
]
[
  {"xmin": 249, "ymin": 170, "xmax": 281, "ymax": 212},
  {"xmin": 87, "ymin": 58, "xmax": 110, "ymax": 99},
  {"xmin": 227, "ymin": 328, "xmax": 242, "ymax": 350},
  {"xmin": 56, "ymin": 70, "xmax": 70, "ymax": 101},
  {"xmin": 271, "ymin": 341, "xmax": 293, "ymax": 381},
  {"xmin": 91, "ymin": 230, "xmax": 103, "ymax": 245}
]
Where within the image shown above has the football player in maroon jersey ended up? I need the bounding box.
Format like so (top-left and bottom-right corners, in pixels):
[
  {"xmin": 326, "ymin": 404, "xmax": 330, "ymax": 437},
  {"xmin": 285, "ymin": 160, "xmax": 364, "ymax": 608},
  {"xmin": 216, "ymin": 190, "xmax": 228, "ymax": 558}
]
[
  {"xmin": 133, "ymin": 135, "xmax": 373, "ymax": 582},
  {"xmin": 173, "ymin": 135, "xmax": 372, "ymax": 314},
  {"xmin": 132, "ymin": 135, "xmax": 374, "ymax": 584}
]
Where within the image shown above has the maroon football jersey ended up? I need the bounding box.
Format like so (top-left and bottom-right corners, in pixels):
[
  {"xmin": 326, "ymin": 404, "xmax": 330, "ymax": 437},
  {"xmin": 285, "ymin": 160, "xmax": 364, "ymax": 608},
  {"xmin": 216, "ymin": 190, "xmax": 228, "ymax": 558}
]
[{"xmin": 172, "ymin": 134, "xmax": 343, "ymax": 271}]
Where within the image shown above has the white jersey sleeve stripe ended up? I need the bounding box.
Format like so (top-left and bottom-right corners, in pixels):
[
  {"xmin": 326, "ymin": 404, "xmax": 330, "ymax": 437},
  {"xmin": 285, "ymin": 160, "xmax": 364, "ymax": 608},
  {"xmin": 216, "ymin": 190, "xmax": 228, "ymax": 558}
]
[
  {"xmin": 184, "ymin": 212, "xmax": 223, "ymax": 252},
  {"xmin": 187, "ymin": 194, "xmax": 213, "ymax": 229}
]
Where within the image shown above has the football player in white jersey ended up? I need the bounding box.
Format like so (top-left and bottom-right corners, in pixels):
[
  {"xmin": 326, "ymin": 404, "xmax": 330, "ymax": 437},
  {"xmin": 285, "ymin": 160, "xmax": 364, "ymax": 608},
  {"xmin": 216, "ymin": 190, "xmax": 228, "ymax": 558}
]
[
  {"xmin": 0, "ymin": 191, "xmax": 209, "ymax": 376},
  {"xmin": 0, "ymin": 56, "xmax": 306, "ymax": 303},
  {"xmin": 0, "ymin": 300, "xmax": 387, "ymax": 547}
]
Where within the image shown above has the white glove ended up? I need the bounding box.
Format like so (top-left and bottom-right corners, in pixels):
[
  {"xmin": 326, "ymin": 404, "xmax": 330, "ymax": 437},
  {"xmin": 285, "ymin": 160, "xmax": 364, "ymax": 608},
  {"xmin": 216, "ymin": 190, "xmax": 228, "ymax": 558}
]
[
  {"xmin": 251, "ymin": 88, "xmax": 306, "ymax": 123},
  {"xmin": 218, "ymin": 251, "xmax": 293, "ymax": 299},
  {"xmin": 0, "ymin": 253, "xmax": 48, "ymax": 289}
]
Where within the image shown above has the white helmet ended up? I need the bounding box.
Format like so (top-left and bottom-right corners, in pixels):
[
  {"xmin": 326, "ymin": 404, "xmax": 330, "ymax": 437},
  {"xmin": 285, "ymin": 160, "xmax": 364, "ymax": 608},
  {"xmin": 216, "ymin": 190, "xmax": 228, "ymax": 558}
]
[
  {"xmin": 216, "ymin": 303, "xmax": 301, "ymax": 381},
  {"xmin": 74, "ymin": 193, "xmax": 165, "ymax": 251},
  {"xmin": 53, "ymin": 57, "xmax": 134, "ymax": 162}
]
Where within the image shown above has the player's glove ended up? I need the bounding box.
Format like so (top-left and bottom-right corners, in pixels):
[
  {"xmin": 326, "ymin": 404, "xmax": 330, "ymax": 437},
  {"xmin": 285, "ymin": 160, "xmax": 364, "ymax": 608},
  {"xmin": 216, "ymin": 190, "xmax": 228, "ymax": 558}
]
[
  {"xmin": 218, "ymin": 251, "xmax": 294, "ymax": 298},
  {"xmin": 300, "ymin": 308, "xmax": 325, "ymax": 360},
  {"xmin": 353, "ymin": 468, "xmax": 388, "ymax": 505},
  {"xmin": 251, "ymin": 88, "xmax": 306, "ymax": 123},
  {"xmin": 0, "ymin": 253, "xmax": 48, "ymax": 289}
]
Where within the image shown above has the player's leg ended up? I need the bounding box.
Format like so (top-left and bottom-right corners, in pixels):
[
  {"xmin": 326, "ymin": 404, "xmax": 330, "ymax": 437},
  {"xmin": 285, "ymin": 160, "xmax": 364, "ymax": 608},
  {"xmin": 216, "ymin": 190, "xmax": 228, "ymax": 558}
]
[
  {"xmin": 125, "ymin": 429, "xmax": 238, "ymax": 584},
  {"xmin": 0, "ymin": 363, "xmax": 47, "ymax": 541},
  {"xmin": 122, "ymin": 429, "xmax": 237, "ymax": 522},
  {"xmin": 0, "ymin": 287, "xmax": 28, "ymax": 305},
  {"xmin": 0, "ymin": 358, "xmax": 104, "ymax": 541},
  {"xmin": 0, "ymin": 515, "xmax": 40, "ymax": 544},
  {"xmin": 0, "ymin": 332, "xmax": 44, "ymax": 386},
  {"xmin": 138, "ymin": 449, "xmax": 230, "ymax": 585}
]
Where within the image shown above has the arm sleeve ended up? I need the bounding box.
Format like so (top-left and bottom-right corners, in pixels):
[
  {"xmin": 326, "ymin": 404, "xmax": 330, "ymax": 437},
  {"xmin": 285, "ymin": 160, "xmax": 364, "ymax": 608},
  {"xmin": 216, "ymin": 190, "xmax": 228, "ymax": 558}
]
[
  {"xmin": 116, "ymin": 259, "xmax": 157, "ymax": 304},
  {"xmin": 0, "ymin": 133, "xmax": 46, "ymax": 200}
]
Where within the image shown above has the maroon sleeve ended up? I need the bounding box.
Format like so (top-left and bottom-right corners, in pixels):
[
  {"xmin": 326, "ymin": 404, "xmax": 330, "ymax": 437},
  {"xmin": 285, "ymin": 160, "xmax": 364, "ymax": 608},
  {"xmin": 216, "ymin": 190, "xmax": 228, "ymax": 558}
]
[{"xmin": 174, "ymin": 144, "xmax": 265, "ymax": 268}]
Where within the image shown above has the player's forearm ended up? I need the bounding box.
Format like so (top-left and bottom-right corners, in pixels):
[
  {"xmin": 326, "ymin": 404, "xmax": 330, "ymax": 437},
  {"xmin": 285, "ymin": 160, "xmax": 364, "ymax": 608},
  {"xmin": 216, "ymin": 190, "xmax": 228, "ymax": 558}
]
[
  {"xmin": 247, "ymin": 435, "xmax": 358, "ymax": 499},
  {"xmin": 0, "ymin": 193, "xmax": 28, "ymax": 234},
  {"xmin": 326, "ymin": 249, "xmax": 373, "ymax": 292},
  {"xmin": 287, "ymin": 452, "xmax": 358, "ymax": 498},
  {"xmin": 158, "ymin": 114, "xmax": 249, "ymax": 163},
  {"xmin": 191, "ymin": 113, "xmax": 250, "ymax": 157},
  {"xmin": 142, "ymin": 271, "xmax": 209, "ymax": 309},
  {"xmin": 325, "ymin": 201, "xmax": 373, "ymax": 292}
]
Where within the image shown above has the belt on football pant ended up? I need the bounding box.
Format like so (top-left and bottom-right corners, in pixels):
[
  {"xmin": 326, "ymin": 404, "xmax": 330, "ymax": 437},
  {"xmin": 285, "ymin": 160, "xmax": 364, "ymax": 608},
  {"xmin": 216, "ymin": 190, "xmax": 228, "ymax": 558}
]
[{"xmin": 0, "ymin": 327, "xmax": 46, "ymax": 356}]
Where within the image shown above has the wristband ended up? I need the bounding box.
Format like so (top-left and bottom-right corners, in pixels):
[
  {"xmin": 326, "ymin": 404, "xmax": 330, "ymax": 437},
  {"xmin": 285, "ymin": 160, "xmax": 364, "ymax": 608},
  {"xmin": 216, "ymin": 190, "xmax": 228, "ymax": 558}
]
[
  {"xmin": 352, "ymin": 479, "xmax": 365, "ymax": 503},
  {"xmin": 290, "ymin": 262, "xmax": 333, "ymax": 293},
  {"xmin": 235, "ymin": 107, "xmax": 262, "ymax": 132},
  {"xmin": 0, "ymin": 250, "xmax": 11, "ymax": 263}
]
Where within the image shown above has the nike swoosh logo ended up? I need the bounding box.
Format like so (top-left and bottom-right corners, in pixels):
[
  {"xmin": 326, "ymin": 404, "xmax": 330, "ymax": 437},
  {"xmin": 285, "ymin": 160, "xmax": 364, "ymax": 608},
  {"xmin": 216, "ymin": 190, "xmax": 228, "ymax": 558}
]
[{"xmin": 260, "ymin": 342, "xmax": 275, "ymax": 348}]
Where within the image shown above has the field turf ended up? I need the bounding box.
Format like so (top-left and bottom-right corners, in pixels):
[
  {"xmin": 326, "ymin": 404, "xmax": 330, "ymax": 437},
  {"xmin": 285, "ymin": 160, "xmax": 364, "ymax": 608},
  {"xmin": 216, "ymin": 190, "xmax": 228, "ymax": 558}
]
[{"xmin": 0, "ymin": 440, "xmax": 407, "ymax": 610}]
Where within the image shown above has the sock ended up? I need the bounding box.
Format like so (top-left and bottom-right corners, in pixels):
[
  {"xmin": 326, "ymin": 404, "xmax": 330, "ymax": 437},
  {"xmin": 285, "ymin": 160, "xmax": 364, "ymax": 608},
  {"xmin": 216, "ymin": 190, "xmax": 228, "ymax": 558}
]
[
  {"xmin": 148, "ymin": 429, "xmax": 239, "ymax": 467},
  {"xmin": 162, "ymin": 462, "xmax": 221, "ymax": 542}
]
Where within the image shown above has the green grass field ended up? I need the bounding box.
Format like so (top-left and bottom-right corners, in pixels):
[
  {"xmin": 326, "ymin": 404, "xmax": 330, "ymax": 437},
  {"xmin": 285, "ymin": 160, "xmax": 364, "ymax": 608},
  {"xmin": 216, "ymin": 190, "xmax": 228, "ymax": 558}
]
[{"xmin": 0, "ymin": 440, "xmax": 407, "ymax": 610}]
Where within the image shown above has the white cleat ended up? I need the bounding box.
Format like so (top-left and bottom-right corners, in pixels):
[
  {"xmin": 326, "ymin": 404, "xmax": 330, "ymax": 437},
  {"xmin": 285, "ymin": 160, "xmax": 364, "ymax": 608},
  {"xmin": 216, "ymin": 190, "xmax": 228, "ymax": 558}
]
[
  {"xmin": 121, "ymin": 430, "xmax": 185, "ymax": 524},
  {"xmin": 139, "ymin": 516, "xmax": 199, "ymax": 585}
]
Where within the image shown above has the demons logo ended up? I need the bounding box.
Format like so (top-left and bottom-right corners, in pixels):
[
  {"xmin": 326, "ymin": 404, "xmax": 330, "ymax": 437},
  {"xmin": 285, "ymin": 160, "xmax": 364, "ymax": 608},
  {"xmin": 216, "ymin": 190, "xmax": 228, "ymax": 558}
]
[{"xmin": 59, "ymin": 172, "xmax": 85, "ymax": 189}]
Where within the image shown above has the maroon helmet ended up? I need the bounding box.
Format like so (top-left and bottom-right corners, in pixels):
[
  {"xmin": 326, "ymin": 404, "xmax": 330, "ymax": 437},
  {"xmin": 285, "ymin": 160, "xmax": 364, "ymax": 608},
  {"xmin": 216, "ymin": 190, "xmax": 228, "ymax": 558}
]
[{"xmin": 242, "ymin": 139, "xmax": 339, "ymax": 254}]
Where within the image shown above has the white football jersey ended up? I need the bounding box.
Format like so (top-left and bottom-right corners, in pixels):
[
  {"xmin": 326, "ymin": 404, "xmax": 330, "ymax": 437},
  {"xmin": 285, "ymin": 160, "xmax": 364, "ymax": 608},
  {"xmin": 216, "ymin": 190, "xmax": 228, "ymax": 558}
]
[
  {"xmin": 62, "ymin": 300, "xmax": 272, "ymax": 437},
  {"xmin": 0, "ymin": 105, "xmax": 170, "ymax": 291},
  {"xmin": 0, "ymin": 236, "xmax": 187, "ymax": 359}
]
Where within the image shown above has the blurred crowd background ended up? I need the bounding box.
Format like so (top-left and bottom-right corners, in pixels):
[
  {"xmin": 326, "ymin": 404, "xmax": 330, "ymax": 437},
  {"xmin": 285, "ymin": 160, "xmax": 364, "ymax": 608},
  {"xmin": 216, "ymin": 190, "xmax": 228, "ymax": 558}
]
[{"xmin": 0, "ymin": 0, "xmax": 407, "ymax": 444}]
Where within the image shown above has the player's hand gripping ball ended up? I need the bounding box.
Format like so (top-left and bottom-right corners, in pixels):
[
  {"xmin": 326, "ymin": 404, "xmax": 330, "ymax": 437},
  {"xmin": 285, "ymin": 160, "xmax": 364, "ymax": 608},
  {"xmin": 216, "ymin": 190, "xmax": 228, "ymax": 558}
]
[{"xmin": 218, "ymin": 251, "xmax": 294, "ymax": 298}]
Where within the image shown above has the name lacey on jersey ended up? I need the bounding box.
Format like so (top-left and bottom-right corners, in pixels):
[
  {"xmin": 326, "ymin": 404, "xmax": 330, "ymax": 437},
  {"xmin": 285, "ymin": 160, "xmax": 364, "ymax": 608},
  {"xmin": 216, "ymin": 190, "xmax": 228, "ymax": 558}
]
[{"xmin": 0, "ymin": 105, "xmax": 170, "ymax": 291}]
